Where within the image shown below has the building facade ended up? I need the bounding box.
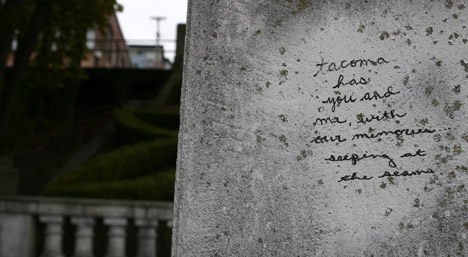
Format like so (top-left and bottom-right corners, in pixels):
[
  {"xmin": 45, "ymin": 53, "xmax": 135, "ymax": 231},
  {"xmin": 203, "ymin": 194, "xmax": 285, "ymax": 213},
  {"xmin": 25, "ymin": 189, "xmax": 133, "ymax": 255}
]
[{"xmin": 81, "ymin": 13, "xmax": 132, "ymax": 68}]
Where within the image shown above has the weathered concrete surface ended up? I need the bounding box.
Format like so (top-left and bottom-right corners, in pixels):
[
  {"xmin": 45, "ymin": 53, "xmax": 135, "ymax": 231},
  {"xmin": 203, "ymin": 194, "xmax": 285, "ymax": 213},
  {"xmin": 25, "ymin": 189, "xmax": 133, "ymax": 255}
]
[
  {"xmin": 173, "ymin": 1, "xmax": 468, "ymax": 256},
  {"xmin": 0, "ymin": 214, "xmax": 35, "ymax": 257}
]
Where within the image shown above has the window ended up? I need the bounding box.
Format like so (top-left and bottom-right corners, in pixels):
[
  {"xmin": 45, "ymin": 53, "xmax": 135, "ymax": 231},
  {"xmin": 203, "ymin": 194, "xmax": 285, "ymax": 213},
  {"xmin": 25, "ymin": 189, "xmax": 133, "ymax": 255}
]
[{"xmin": 86, "ymin": 29, "xmax": 96, "ymax": 50}]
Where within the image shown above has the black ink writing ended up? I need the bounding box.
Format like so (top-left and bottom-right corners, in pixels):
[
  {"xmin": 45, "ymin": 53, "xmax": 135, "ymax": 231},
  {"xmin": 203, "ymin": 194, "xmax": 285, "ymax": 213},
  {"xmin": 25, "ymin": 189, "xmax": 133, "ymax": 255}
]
[
  {"xmin": 400, "ymin": 149, "xmax": 427, "ymax": 158},
  {"xmin": 359, "ymin": 86, "xmax": 401, "ymax": 102},
  {"xmin": 338, "ymin": 172, "xmax": 373, "ymax": 182},
  {"xmin": 313, "ymin": 57, "xmax": 390, "ymax": 77},
  {"xmin": 357, "ymin": 110, "xmax": 407, "ymax": 124},
  {"xmin": 311, "ymin": 135, "xmax": 347, "ymax": 144},
  {"xmin": 333, "ymin": 74, "xmax": 371, "ymax": 89},
  {"xmin": 379, "ymin": 168, "xmax": 435, "ymax": 178},
  {"xmin": 352, "ymin": 128, "xmax": 436, "ymax": 140},
  {"xmin": 325, "ymin": 152, "xmax": 396, "ymax": 168},
  {"xmin": 322, "ymin": 95, "xmax": 356, "ymax": 112},
  {"xmin": 311, "ymin": 55, "xmax": 439, "ymax": 184},
  {"xmin": 313, "ymin": 116, "xmax": 347, "ymax": 126}
]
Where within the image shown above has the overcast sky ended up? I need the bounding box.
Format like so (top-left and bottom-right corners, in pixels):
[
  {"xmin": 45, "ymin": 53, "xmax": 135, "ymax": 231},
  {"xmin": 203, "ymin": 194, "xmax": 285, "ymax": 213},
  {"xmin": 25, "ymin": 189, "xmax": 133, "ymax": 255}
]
[{"xmin": 116, "ymin": 0, "xmax": 188, "ymax": 62}]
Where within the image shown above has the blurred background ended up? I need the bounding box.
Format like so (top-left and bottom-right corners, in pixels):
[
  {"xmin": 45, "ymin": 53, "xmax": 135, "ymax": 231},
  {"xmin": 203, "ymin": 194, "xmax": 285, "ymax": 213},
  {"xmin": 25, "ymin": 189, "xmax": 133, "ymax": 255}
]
[{"xmin": 0, "ymin": 0, "xmax": 187, "ymax": 256}]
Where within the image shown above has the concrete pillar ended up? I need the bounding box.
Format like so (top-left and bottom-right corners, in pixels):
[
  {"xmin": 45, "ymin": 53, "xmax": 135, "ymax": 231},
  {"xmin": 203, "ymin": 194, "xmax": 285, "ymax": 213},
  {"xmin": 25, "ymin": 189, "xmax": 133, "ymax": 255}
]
[
  {"xmin": 40, "ymin": 215, "xmax": 64, "ymax": 257},
  {"xmin": 71, "ymin": 217, "xmax": 95, "ymax": 257},
  {"xmin": 0, "ymin": 214, "xmax": 35, "ymax": 257},
  {"xmin": 135, "ymin": 219, "xmax": 158, "ymax": 257},
  {"xmin": 104, "ymin": 218, "xmax": 127, "ymax": 257},
  {"xmin": 173, "ymin": 1, "xmax": 468, "ymax": 256}
]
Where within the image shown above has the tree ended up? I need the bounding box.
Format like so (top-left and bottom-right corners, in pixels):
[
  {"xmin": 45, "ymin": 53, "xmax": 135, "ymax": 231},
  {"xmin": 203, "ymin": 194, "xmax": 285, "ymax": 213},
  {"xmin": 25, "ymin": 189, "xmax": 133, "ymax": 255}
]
[
  {"xmin": 0, "ymin": 0, "xmax": 24, "ymax": 94},
  {"xmin": 0, "ymin": 0, "xmax": 121, "ymax": 142}
]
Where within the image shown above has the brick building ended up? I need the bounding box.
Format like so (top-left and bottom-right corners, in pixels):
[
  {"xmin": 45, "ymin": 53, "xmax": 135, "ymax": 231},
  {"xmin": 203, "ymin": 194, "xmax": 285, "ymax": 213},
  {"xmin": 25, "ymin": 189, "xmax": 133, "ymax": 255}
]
[
  {"xmin": 81, "ymin": 13, "xmax": 132, "ymax": 68},
  {"xmin": 7, "ymin": 13, "xmax": 132, "ymax": 68}
]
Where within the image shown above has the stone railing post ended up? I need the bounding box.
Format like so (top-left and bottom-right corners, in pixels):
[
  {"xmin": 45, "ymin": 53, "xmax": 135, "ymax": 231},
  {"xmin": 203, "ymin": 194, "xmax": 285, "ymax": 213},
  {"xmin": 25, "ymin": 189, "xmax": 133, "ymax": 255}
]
[
  {"xmin": 104, "ymin": 218, "xmax": 127, "ymax": 257},
  {"xmin": 40, "ymin": 215, "xmax": 64, "ymax": 257},
  {"xmin": 71, "ymin": 217, "xmax": 95, "ymax": 257},
  {"xmin": 0, "ymin": 197, "xmax": 173, "ymax": 257},
  {"xmin": 135, "ymin": 219, "xmax": 158, "ymax": 257}
]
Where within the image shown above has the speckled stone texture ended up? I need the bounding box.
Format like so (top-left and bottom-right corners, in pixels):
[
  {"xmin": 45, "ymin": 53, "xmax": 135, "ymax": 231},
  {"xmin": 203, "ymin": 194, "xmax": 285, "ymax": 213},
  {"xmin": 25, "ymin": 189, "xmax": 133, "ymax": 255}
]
[{"xmin": 173, "ymin": 1, "xmax": 468, "ymax": 256}]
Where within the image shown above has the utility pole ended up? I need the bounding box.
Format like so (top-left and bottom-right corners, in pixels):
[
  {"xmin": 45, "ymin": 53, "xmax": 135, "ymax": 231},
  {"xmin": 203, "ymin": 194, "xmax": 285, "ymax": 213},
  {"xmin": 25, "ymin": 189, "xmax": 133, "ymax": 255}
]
[{"xmin": 151, "ymin": 16, "xmax": 166, "ymax": 46}]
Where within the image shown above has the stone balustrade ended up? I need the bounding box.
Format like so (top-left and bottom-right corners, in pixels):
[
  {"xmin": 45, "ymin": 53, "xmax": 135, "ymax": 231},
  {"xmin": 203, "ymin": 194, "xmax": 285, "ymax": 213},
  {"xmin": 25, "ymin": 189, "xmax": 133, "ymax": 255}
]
[{"xmin": 0, "ymin": 196, "xmax": 173, "ymax": 257}]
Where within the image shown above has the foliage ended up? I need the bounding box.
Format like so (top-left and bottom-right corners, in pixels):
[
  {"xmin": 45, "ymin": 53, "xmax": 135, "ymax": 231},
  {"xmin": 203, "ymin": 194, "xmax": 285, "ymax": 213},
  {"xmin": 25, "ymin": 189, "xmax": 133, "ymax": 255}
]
[
  {"xmin": 0, "ymin": 0, "xmax": 123, "ymax": 141},
  {"xmin": 43, "ymin": 107, "xmax": 179, "ymax": 201},
  {"xmin": 133, "ymin": 109, "xmax": 180, "ymax": 130},
  {"xmin": 44, "ymin": 169, "xmax": 176, "ymax": 201},
  {"xmin": 43, "ymin": 109, "xmax": 178, "ymax": 200},
  {"xmin": 31, "ymin": 0, "xmax": 121, "ymax": 83},
  {"xmin": 113, "ymin": 109, "xmax": 177, "ymax": 144},
  {"xmin": 44, "ymin": 137, "xmax": 177, "ymax": 186}
]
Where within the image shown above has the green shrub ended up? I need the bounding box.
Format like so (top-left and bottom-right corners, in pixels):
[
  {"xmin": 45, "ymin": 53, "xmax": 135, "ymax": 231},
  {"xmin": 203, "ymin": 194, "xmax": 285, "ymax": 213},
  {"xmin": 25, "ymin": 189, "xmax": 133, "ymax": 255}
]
[
  {"xmin": 113, "ymin": 109, "xmax": 177, "ymax": 143},
  {"xmin": 44, "ymin": 169, "xmax": 175, "ymax": 201},
  {"xmin": 44, "ymin": 138, "xmax": 177, "ymax": 191},
  {"xmin": 133, "ymin": 109, "xmax": 180, "ymax": 130},
  {"xmin": 43, "ymin": 107, "xmax": 180, "ymax": 201}
]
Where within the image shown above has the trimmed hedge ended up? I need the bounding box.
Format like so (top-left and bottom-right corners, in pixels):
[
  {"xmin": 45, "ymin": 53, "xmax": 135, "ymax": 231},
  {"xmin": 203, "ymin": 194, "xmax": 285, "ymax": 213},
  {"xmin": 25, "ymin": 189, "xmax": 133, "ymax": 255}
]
[
  {"xmin": 133, "ymin": 109, "xmax": 180, "ymax": 130},
  {"xmin": 44, "ymin": 138, "xmax": 177, "ymax": 193},
  {"xmin": 44, "ymin": 169, "xmax": 175, "ymax": 201},
  {"xmin": 113, "ymin": 109, "xmax": 177, "ymax": 144},
  {"xmin": 43, "ymin": 107, "xmax": 179, "ymax": 201}
]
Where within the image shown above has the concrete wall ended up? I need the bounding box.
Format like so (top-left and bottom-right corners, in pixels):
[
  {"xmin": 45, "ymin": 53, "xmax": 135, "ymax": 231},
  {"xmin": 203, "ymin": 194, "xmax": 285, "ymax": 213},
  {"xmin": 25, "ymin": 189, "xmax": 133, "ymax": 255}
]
[
  {"xmin": 174, "ymin": 0, "xmax": 468, "ymax": 256},
  {"xmin": 0, "ymin": 214, "xmax": 35, "ymax": 257}
]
